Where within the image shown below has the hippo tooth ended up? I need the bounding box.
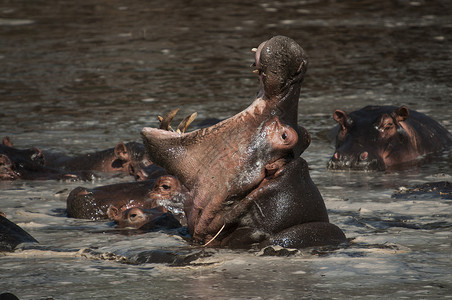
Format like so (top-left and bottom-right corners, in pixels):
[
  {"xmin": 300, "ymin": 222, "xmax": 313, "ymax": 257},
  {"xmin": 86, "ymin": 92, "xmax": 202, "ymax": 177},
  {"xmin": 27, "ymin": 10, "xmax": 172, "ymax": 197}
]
[
  {"xmin": 158, "ymin": 108, "xmax": 179, "ymax": 131},
  {"xmin": 176, "ymin": 112, "xmax": 198, "ymax": 134}
]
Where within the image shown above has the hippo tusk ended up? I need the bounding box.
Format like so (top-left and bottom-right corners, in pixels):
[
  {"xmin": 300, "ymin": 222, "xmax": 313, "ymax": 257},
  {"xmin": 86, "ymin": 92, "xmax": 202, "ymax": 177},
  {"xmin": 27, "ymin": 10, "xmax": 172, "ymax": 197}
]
[
  {"xmin": 158, "ymin": 108, "xmax": 179, "ymax": 131},
  {"xmin": 251, "ymin": 47, "xmax": 257, "ymax": 52},
  {"xmin": 177, "ymin": 112, "xmax": 198, "ymax": 134}
]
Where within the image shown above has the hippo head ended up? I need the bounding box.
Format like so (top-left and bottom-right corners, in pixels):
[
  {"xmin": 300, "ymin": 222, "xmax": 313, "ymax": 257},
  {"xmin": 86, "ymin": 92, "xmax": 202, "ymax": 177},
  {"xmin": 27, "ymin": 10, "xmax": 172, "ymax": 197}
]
[
  {"xmin": 328, "ymin": 105, "xmax": 417, "ymax": 171},
  {"xmin": 147, "ymin": 175, "xmax": 187, "ymax": 220},
  {"xmin": 0, "ymin": 154, "xmax": 19, "ymax": 180},
  {"xmin": 112, "ymin": 142, "xmax": 152, "ymax": 175},
  {"xmin": 142, "ymin": 36, "xmax": 308, "ymax": 243},
  {"xmin": 1, "ymin": 137, "xmax": 46, "ymax": 167}
]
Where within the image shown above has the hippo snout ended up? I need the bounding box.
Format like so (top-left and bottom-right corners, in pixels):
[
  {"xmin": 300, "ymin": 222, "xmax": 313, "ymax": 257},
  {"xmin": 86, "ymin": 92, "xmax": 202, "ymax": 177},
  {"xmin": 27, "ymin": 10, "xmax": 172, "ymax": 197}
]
[{"xmin": 328, "ymin": 151, "xmax": 384, "ymax": 171}]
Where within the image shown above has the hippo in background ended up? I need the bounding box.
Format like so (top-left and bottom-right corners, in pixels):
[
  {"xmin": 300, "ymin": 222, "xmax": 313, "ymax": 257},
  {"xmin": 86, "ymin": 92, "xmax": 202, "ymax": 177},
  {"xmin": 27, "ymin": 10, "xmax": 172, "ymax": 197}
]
[
  {"xmin": 328, "ymin": 105, "xmax": 452, "ymax": 171},
  {"xmin": 43, "ymin": 141, "xmax": 151, "ymax": 177},
  {"xmin": 1, "ymin": 136, "xmax": 164, "ymax": 181},
  {"xmin": 142, "ymin": 36, "xmax": 346, "ymax": 249},
  {"xmin": 0, "ymin": 137, "xmax": 94, "ymax": 181},
  {"xmin": 66, "ymin": 175, "xmax": 187, "ymax": 220}
]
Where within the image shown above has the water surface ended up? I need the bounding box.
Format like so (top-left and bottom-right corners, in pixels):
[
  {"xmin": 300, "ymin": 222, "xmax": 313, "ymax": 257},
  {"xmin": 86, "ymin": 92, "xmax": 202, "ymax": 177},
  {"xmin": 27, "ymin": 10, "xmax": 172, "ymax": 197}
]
[{"xmin": 1, "ymin": 0, "xmax": 451, "ymax": 299}]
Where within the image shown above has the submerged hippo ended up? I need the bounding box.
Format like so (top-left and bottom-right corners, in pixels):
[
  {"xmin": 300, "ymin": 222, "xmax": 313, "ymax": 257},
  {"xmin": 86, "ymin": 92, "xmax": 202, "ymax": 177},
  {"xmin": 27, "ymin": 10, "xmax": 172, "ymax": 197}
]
[
  {"xmin": 66, "ymin": 175, "xmax": 187, "ymax": 220},
  {"xmin": 0, "ymin": 212, "xmax": 38, "ymax": 252},
  {"xmin": 142, "ymin": 36, "xmax": 346, "ymax": 249},
  {"xmin": 43, "ymin": 141, "xmax": 151, "ymax": 177},
  {"xmin": 328, "ymin": 105, "xmax": 452, "ymax": 171},
  {"xmin": 0, "ymin": 137, "xmax": 93, "ymax": 181},
  {"xmin": 392, "ymin": 181, "xmax": 452, "ymax": 200},
  {"xmin": 108, "ymin": 206, "xmax": 182, "ymax": 230}
]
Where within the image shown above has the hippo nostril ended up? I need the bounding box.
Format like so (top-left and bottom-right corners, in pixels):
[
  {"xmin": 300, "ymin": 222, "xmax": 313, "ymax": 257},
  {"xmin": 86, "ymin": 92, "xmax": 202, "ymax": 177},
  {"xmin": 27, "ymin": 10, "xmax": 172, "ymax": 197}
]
[
  {"xmin": 282, "ymin": 132, "xmax": 287, "ymax": 140},
  {"xmin": 360, "ymin": 151, "xmax": 368, "ymax": 161}
]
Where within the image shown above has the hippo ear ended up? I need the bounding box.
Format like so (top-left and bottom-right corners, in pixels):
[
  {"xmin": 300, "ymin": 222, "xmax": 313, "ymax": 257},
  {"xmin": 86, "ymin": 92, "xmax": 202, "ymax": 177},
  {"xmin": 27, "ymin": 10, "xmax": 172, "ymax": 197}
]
[
  {"xmin": 107, "ymin": 205, "xmax": 120, "ymax": 221},
  {"xmin": 2, "ymin": 136, "xmax": 13, "ymax": 147},
  {"xmin": 395, "ymin": 106, "xmax": 409, "ymax": 122},
  {"xmin": 31, "ymin": 147, "xmax": 45, "ymax": 165},
  {"xmin": 114, "ymin": 142, "xmax": 129, "ymax": 161},
  {"xmin": 333, "ymin": 110, "xmax": 348, "ymax": 130}
]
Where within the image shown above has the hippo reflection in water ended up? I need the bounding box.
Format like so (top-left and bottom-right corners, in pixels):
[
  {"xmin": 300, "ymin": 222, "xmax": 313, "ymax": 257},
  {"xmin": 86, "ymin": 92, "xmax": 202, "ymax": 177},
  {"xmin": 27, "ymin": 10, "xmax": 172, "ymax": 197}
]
[
  {"xmin": 142, "ymin": 36, "xmax": 346, "ymax": 249},
  {"xmin": 328, "ymin": 105, "xmax": 452, "ymax": 171}
]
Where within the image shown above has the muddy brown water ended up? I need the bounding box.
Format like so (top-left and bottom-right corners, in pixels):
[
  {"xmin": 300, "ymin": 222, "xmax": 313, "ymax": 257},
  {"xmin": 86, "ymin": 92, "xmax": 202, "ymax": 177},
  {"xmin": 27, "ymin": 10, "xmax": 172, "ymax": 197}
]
[{"xmin": 1, "ymin": 0, "xmax": 451, "ymax": 299}]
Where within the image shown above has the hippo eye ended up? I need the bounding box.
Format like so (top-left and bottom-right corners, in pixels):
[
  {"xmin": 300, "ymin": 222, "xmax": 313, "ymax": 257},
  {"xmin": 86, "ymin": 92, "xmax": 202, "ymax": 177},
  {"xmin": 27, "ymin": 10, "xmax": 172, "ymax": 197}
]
[
  {"xmin": 162, "ymin": 184, "xmax": 171, "ymax": 190},
  {"xmin": 385, "ymin": 123, "xmax": 394, "ymax": 130},
  {"xmin": 129, "ymin": 213, "xmax": 138, "ymax": 220},
  {"xmin": 282, "ymin": 132, "xmax": 287, "ymax": 140}
]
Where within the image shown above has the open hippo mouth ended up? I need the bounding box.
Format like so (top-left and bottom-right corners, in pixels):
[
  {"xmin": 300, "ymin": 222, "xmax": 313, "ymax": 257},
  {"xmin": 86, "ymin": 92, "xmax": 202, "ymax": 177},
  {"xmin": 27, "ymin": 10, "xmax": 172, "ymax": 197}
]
[{"xmin": 141, "ymin": 36, "xmax": 345, "ymax": 248}]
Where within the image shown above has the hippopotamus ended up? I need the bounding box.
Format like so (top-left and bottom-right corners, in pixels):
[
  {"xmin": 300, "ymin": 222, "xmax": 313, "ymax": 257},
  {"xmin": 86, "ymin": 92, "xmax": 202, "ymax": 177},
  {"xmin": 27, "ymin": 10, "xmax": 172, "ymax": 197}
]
[
  {"xmin": 43, "ymin": 141, "xmax": 151, "ymax": 177},
  {"xmin": 108, "ymin": 206, "xmax": 182, "ymax": 230},
  {"xmin": 0, "ymin": 212, "xmax": 38, "ymax": 252},
  {"xmin": 0, "ymin": 293, "xmax": 19, "ymax": 300},
  {"xmin": 328, "ymin": 105, "xmax": 452, "ymax": 171},
  {"xmin": 0, "ymin": 137, "xmax": 93, "ymax": 181},
  {"xmin": 141, "ymin": 36, "xmax": 346, "ymax": 249},
  {"xmin": 66, "ymin": 175, "xmax": 187, "ymax": 220}
]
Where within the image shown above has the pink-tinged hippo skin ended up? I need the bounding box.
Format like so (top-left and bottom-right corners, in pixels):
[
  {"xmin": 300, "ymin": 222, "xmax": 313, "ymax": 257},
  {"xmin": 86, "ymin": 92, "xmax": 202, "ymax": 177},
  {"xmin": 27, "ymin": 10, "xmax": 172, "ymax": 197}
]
[
  {"xmin": 66, "ymin": 175, "xmax": 187, "ymax": 220},
  {"xmin": 107, "ymin": 206, "xmax": 182, "ymax": 230},
  {"xmin": 141, "ymin": 36, "xmax": 346, "ymax": 248},
  {"xmin": 0, "ymin": 137, "xmax": 93, "ymax": 181},
  {"xmin": 328, "ymin": 105, "xmax": 452, "ymax": 171}
]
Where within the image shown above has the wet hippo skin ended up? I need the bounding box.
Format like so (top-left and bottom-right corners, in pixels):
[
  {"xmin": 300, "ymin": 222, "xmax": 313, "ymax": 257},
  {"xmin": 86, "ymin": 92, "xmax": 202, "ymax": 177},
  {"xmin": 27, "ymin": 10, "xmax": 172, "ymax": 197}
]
[
  {"xmin": 142, "ymin": 36, "xmax": 346, "ymax": 249},
  {"xmin": 108, "ymin": 206, "xmax": 182, "ymax": 230},
  {"xmin": 0, "ymin": 212, "xmax": 38, "ymax": 252},
  {"xmin": 66, "ymin": 175, "xmax": 187, "ymax": 220},
  {"xmin": 0, "ymin": 137, "xmax": 93, "ymax": 181},
  {"xmin": 328, "ymin": 105, "xmax": 452, "ymax": 171},
  {"xmin": 43, "ymin": 141, "xmax": 151, "ymax": 176}
]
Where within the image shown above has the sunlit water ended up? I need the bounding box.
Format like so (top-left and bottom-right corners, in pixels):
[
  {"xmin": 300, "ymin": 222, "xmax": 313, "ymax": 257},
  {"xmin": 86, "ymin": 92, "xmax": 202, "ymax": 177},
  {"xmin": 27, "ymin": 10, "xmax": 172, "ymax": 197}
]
[{"xmin": 1, "ymin": 0, "xmax": 451, "ymax": 299}]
